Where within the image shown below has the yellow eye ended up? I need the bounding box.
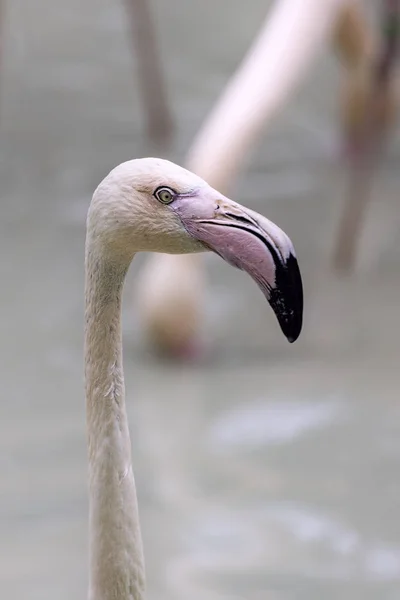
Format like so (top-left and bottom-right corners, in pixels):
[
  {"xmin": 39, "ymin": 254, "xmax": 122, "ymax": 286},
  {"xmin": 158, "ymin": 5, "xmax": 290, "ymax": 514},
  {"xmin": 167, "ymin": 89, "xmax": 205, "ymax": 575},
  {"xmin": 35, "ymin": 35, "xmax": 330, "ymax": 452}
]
[{"xmin": 154, "ymin": 187, "xmax": 175, "ymax": 204}]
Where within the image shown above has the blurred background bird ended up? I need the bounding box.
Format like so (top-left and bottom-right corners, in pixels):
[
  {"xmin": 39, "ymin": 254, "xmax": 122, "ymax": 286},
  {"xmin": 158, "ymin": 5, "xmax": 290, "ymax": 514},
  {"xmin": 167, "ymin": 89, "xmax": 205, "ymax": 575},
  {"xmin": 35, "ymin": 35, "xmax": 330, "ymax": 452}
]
[{"xmin": 137, "ymin": 0, "xmax": 400, "ymax": 358}]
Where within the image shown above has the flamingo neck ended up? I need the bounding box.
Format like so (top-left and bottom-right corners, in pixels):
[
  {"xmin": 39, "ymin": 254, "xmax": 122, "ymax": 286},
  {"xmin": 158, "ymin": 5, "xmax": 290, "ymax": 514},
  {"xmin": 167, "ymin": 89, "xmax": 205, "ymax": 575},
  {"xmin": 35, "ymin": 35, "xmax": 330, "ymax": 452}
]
[
  {"xmin": 84, "ymin": 246, "xmax": 145, "ymax": 600},
  {"xmin": 187, "ymin": 0, "xmax": 346, "ymax": 191}
]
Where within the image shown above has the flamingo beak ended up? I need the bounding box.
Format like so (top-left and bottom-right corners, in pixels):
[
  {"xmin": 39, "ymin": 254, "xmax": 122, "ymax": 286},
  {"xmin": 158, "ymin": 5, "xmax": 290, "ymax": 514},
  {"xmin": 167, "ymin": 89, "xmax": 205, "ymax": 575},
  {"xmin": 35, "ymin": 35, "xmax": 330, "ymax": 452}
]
[{"xmin": 172, "ymin": 190, "xmax": 303, "ymax": 343}]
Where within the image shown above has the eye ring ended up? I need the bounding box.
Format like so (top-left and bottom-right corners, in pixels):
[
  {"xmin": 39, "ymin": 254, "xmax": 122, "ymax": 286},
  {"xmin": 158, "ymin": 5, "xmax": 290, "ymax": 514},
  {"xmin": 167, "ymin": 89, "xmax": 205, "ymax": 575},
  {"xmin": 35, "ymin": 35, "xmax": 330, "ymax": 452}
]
[{"xmin": 154, "ymin": 186, "xmax": 176, "ymax": 205}]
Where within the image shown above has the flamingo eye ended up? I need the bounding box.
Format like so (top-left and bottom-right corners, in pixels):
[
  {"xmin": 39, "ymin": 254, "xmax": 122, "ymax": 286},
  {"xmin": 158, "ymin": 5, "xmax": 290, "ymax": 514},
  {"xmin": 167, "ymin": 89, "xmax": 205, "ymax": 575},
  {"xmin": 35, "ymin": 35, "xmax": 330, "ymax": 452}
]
[{"xmin": 154, "ymin": 186, "xmax": 175, "ymax": 204}]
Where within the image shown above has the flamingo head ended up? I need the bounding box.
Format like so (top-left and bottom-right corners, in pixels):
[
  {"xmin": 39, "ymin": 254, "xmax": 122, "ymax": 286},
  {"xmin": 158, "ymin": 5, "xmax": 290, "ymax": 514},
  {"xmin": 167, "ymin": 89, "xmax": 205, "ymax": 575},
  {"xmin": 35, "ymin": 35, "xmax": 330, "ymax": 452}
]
[{"xmin": 89, "ymin": 158, "xmax": 303, "ymax": 342}]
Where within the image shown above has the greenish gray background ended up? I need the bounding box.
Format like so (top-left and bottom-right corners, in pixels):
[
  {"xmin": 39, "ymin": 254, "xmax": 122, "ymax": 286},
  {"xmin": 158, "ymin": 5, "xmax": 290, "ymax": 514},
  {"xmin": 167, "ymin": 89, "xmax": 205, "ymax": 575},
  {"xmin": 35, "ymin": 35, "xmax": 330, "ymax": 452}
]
[{"xmin": 1, "ymin": 1, "xmax": 400, "ymax": 598}]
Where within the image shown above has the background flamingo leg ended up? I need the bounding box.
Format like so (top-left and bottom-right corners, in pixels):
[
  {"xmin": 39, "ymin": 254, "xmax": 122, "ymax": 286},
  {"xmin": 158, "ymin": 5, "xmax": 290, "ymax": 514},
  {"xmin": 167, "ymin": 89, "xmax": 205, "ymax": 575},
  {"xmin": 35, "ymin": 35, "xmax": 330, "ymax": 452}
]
[
  {"xmin": 123, "ymin": 0, "xmax": 174, "ymax": 147},
  {"xmin": 331, "ymin": 0, "xmax": 400, "ymax": 272},
  {"xmin": 331, "ymin": 156, "xmax": 374, "ymax": 271}
]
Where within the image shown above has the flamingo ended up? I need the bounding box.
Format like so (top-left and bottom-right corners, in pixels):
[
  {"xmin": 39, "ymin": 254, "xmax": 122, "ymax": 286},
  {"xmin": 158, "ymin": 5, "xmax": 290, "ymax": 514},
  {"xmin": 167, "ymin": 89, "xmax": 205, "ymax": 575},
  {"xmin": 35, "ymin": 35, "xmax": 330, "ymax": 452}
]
[
  {"xmin": 136, "ymin": 0, "xmax": 346, "ymax": 358},
  {"xmin": 137, "ymin": 0, "xmax": 400, "ymax": 356},
  {"xmin": 84, "ymin": 157, "xmax": 303, "ymax": 599},
  {"xmin": 332, "ymin": 0, "xmax": 400, "ymax": 270}
]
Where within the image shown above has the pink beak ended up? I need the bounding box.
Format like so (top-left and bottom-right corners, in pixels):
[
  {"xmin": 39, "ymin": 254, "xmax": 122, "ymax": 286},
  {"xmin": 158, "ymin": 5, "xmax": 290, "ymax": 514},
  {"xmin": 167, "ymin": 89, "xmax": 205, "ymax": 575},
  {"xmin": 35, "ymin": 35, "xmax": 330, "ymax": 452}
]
[{"xmin": 171, "ymin": 188, "xmax": 303, "ymax": 343}]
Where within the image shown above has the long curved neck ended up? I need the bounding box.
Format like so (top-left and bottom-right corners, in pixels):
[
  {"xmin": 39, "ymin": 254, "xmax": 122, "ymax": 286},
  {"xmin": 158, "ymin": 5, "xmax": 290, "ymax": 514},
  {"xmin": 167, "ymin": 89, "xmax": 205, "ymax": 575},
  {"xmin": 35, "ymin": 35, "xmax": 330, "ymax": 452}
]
[
  {"xmin": 186, "ymin": 0, "xmax": 346, "ymax": 192},
  {"xmin": 84, "ymin": 244, "xmax": 145, "ymax": 600}
]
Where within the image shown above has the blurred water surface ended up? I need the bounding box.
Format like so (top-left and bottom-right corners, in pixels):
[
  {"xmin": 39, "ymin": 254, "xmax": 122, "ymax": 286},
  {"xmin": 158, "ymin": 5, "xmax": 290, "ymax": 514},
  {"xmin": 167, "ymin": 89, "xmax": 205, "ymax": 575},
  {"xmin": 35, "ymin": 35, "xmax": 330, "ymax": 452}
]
[{"xmin": 1, "ymin": 0, "xmax": 400, "ymax": 598}]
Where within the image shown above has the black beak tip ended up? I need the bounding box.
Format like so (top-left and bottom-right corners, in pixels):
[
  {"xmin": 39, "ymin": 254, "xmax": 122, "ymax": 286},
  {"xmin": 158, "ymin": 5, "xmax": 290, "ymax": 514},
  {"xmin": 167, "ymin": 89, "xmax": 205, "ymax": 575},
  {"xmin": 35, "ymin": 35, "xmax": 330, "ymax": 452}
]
[
  {"xmin": 281, "ymin": 310, "xmax": 302, "ymax": 344},
  {"xmin": 269, "ymin": 252, "xmax": 303, "ymax": 344},
  {"xmin": 286, "ymin": 324, "xmax": 302, "ymax": 344}
]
